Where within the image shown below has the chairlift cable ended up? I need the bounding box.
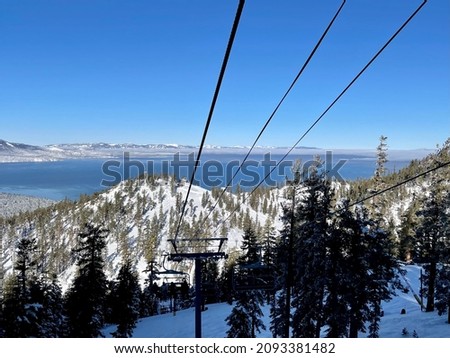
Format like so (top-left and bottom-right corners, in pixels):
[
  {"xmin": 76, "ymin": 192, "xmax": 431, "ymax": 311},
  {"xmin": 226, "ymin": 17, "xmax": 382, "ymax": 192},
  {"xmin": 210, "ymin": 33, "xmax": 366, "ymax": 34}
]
[
  {"xmin": 213, "ymin": 0, "xmax": 428, "ymax": 235},
  {"xmin": 199, "ymin": 0, "xmax": 347, "ymax": 229},
  {"xmin": 174, "ymin": 0, "xmax": 246, "ymax": 242}
]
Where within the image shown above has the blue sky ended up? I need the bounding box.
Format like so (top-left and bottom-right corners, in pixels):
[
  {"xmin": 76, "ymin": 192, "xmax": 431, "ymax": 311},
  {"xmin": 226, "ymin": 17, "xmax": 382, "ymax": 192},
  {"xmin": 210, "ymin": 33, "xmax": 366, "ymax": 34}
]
[{"xmin": 0, "ymin": 0, "xmax": 448, "ymax": 149}]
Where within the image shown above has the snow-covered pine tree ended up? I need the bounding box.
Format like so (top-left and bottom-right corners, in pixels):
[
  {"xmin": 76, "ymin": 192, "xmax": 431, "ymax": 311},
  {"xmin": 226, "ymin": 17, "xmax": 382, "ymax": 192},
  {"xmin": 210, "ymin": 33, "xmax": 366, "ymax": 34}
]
[
  {"xmin": 261, "ymin": 219, "xmax": 277, "ymax": 303},
  {"xmin": 436, "ymin": 264, "xmax": 450, "ymax": 324},
  {"xmin": 140, "ymin": 260, "xmax": 160, "ymax": 317},
  {"xmin": 291, "ymin": 170, "xmax": 333, "ymax": 338},
  {"xmin": 225, "ymin": 227, "xmax": 266, "ymax": 338},
  {"xmin": 398, "ymin": 204, "xmax": 418, "ymax": 262},
  {"xmin": 64, "ymin": 223, "xmax": 109, "ymax": 337},
  {"xmin": 323, "ymin": 204, "xmax": 352, "ymax": 338},
  {"xmin": 374, "ymin": 135, "xmax": 388, "ymax": 185},
  {"xmin": 269, "ymin": 201, "xmax": 292, "ymax": 338},
  {"xmin": 415, "ymin": 175, "xmax": 448, "ymax": 312},
  {"xmin": 269, "ymin": 287, "xmax": 287, "ymax": 338},
  {"xmin": 202, "ymin": 259, "xmax": 220, "ymax": 305},
  {"xmin": 2, "ymin": 235, "xmax": 44, "ymax": 337},
  {"xmin": 431, "ymin": 189, "xmax": 450, "ymax": 322},
  {"xmin": 225, "ymin": 304, "xmax": 252, "ymax": 337},
  {"xmin": 365, "ymin": 212, "xmax": 399, "ymax": 338},
  {"xmin": 110, "ymin": 261, "xmax": 141, "ymax": 338},
  {"xmin": 40, "ymin": 276, "xmax": 64, "ymax": 337},
  {"xmin": 331, "ymin": 204, "xmax": 372, "ymax": 338}
]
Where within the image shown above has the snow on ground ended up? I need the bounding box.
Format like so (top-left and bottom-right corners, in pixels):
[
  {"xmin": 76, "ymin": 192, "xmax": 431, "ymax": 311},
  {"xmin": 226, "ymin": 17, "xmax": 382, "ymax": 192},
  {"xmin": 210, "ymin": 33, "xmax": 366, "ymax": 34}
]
[
  {"xmin": 103, "ymin": 265, "xmax": 450, "ymax": 338},
  {"xmin": 379, "ymin": 265, "xmax": 450, "ymax": 338},
  {"xmin": 0, "ymin": 193, "xmax": 55, "ymax": 217}
]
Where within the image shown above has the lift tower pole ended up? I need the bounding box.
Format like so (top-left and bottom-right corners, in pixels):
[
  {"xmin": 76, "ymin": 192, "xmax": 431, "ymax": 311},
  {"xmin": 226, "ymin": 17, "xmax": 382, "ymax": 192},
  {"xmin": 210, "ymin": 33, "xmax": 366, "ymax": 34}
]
[{"xmin": 168, "ymin": 238, "xmax": 227, "ymax": 338}]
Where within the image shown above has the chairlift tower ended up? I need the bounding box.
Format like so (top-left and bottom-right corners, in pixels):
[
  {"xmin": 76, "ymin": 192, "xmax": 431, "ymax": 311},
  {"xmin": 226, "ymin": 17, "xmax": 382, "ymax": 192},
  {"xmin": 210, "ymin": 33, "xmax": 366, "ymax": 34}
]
[{"xmin": 168, "ymin": 238, "xmax": 227, "ymax": 338}]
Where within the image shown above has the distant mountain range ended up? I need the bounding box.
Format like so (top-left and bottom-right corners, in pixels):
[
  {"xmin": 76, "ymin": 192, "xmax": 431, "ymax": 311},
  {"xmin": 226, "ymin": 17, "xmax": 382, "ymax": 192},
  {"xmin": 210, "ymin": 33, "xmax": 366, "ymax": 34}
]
[
  {"xmin": 0, "ymin": 138, "xmax": 435, "ymax": 163},
  {"xmin": 0, "ymin": 139, "xmax": 322, "ymax": 163}
]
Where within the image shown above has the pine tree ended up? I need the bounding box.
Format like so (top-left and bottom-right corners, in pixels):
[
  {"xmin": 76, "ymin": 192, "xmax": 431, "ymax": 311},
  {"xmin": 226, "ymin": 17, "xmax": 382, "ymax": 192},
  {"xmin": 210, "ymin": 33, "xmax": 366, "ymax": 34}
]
[
  {"xmin": 361, "ymin": 208, "xmax": 400, "ymax": 338},
  {"xmin": 64, "ymin": 223, "xmax": 109, "ymax": 337},
  {"xmin": 433, "ymin": 190, "xmax": 450, "ymax": 323},
  {"xmin": 332, "ymin": 204, "xmax": 372, "ymax": 338},
  {"xmin": 415, "ymin": 176, "xmax": 448, "ymax": 312},
  {"xmin": 291, "ymin": 171, "xmax": 333, "ymax": 338},
  {"xmin": 261, "ymin": 219, "xmax": 277, "ymax": 303},
  {"xmin": 374, "ymin": 135, "xmax": 388, "ymax": 184},
  {"xmin": 225, "ymin": 304, "xmax": 252, "ymax": 337},
  {"xmin": 269, "ymin": 288, "xmax": 288, "ymax": 338},
  {"xmin": 141, "ymin": 260, "xmax": 160, "ymax": 317},
  {"xmin": 398, "ymin": 204, "xmax": 418, "ymax": 262},
  {"xmin": 41, "ymin": 277, "xmax": 64, "ymax": 337},
  {"xmin": 202, "ymin": 259, "xmax": 220, "ymax": 305},
  {"xmin": 225, "ymin": 227, "xmax": 266, "ymax": 338},
  {"xmin": 436, "ymin": 264, "xmax": 450, "ymax": 324},
  {"xmin": 2, "ymin": 236, "xmax": 44, "ymax": 337},
  {"xmin": 269, "ymin": 202, "xmax": 292, "ymax": 338},
  {"xmin": 111, "ymin": 261, "xmax": 141, "ymax": 338},
  {"xmin": 323, "ymin": 210, "xmax": 351, "ymax": 338}
]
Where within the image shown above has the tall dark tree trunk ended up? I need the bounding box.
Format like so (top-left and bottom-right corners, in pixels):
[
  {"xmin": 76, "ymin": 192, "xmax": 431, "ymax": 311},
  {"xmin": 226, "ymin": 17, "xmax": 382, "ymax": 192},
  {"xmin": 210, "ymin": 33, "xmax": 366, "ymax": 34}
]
[
  {"xmin": 315, "ymin": 285, "xmax": 325, "ymax": 338},
  {"xmin": 447, "ymin": 299, "xmax": 450, "ymax": 324},
  {"xmin": 426, "ymin": 262, "xmax": 436, "ymax": 312},
  {"xmin": 349, "ymin": 315, "xmax": 358, "ymax": 338}
]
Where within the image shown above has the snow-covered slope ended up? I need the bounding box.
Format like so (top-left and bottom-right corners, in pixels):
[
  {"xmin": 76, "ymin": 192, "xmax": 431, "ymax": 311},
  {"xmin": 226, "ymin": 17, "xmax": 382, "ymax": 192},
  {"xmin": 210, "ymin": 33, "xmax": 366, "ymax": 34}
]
[
  {"xmin": 0, "ymin": 193, "xmax": 55, "ymax": 218},
  {"xmin": 1, "ymin": 175, "xmax": 285, "ymax": 290},
  {"xmin": 102, "ymin": 264, "xmax": 449, "ymax": 338}
]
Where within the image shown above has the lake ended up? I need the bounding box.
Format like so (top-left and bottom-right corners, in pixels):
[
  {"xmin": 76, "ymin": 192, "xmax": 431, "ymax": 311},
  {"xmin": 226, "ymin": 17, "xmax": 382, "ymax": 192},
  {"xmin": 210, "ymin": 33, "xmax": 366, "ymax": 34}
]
[{"xmin": 0, "ymin": 153, "xmax": 412, "ymax": 201}]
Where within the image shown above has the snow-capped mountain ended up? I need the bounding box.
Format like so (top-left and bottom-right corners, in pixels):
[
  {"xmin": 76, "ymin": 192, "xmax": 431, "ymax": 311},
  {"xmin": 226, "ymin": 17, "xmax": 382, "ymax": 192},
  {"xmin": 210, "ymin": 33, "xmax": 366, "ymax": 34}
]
[
  {"xmin": 0, "ymin": 139, "xmax": 200, "ymax": 162},
  {"xmin": 0, "ymin": 138, "xmax": 437, "ymax": 164},
  {"xmin": 0, "ymin": 139, "xmax": 65, "ymax": 162},
  {"xmin": 0, "ymin": 139, "xmax": 326, "ymax": 163}
]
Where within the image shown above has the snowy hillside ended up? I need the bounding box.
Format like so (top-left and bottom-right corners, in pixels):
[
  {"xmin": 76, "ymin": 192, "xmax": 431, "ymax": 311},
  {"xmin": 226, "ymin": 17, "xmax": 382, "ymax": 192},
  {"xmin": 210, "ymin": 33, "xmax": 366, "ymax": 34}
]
[
  {"xmin": 102, "ymin": 265, "xmax": 450, "ymax": 338},
  {"xmin": 0, "ymin": 193, "xmax": 55, "ymax": 218},
  {"xmin": 1, "ymin": 175, "xmax": 285, "ymax": 289}
]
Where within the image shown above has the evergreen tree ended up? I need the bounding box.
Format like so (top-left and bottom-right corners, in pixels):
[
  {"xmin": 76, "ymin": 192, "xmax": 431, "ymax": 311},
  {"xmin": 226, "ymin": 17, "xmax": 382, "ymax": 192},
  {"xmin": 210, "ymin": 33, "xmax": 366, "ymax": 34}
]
[
  {"xmin": 202, "ymin": 259, "xmax": 220, "ymax": 305},
  {"xmin": 291, "ymin": 171, "xmax": 333, "ymax": 338},
  {"xmin": 269, "ymin": 288, "xmax": 288, "ymax": 338},
  {"xmin": 374, "ymin": 135, "xmax": 388, "ymax": 184},
  {"xmin": 332, "ymin": 204, "xmax": 372, "ymax": 338},
  {"xmin": 415, "ymin": 177, "xmax": 448, "ymax": 312},
  {"xmin": 64, "ymin": 223, "xmax": 109, "ymax": 337},
  {"xmin": 365, "ymin": 215, "xmax": 399, "ymax": 338},
  {"xmin": 225, "ymin": 304, "xmax": 252, "ymax": 337},
  {"xmin": 110, "ymin": 261, "xmax": 141, "ymax": 338},
  {"xmin": 140, "ymin": 260, "xmax": 160, "ymax": 317},
  {"xmin": 332, "ymin": 204, "xmax": 399, "ymax": 338},
  {"xmin": 433, "ymin": 190, "xmax": 450, "ymax": 322},
  {"xmin": 225, "ymin": 227, "xmax": 266, "ymax": 338},
  {"xmin": 398, "ymin": 204, "xmax": 418, "ymax": 262},
  {"xmin": 226, "ymin": 289, "xmax": 265, "ymax": 338},
  {"xmin": 40, "ymin": 277, "xmax": 64, "ymax": 337},
  {"xmin": 269, "ymin": 200, "xmax": 292, "ymax": 338},
  {"xmin": 436, "ymin": 264, "xmax": 450, "ymax": 324},
  {"xmin": 2, "ymin": 236, "xmax": 44, "ymax": 337}
]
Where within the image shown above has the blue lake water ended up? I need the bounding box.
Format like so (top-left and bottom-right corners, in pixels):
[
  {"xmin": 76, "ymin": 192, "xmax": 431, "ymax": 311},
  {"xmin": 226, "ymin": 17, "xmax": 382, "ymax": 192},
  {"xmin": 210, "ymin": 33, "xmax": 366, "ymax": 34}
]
[{"xmin": 0, "ymin": 154, "xmax": 411, "ymax": 201}]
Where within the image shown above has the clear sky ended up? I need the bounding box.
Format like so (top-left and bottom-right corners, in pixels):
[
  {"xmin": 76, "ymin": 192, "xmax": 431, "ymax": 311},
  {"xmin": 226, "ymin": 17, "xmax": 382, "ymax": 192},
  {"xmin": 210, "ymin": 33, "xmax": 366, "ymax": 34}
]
[{"xmin": 0, "ymin": 0, "xmax": 448, "ymax": 149}]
